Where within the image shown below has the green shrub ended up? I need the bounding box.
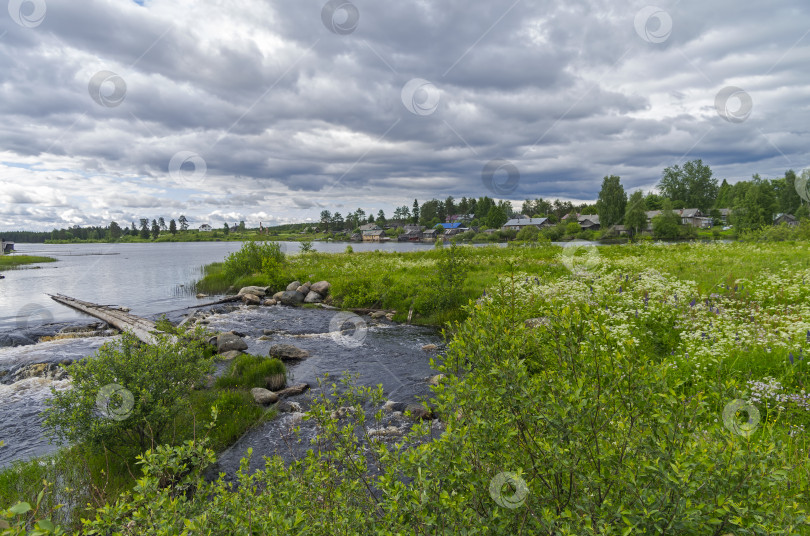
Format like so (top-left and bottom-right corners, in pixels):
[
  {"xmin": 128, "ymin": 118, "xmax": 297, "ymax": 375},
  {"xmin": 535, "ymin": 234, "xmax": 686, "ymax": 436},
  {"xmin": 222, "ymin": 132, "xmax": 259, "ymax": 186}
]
[
  {"xmin": 222, "ymin": 240, "xmax": 284, "ymax": 281},
  {"xmin": 214, "ymin": 354, "xmax": 286, "ymax": 391},
  {"xmin": 515, "ymin": 225, "xmax": 539, "ymax": 241},
  {"xmin": 43, "ymin": 332, "xmax": 214, "ymax": 454}
]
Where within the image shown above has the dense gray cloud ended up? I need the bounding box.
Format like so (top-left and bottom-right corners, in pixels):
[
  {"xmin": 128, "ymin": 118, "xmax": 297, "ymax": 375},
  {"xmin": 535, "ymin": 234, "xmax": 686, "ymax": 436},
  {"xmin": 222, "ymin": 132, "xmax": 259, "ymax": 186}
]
[{"xmin": 1, "ymin": 0, "xmax": 809, "ymax": 230}]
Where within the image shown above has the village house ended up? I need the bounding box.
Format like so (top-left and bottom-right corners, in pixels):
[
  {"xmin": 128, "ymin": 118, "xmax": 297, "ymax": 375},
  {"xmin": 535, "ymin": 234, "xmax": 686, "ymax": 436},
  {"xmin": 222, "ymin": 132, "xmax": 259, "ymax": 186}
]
[
  {"xmin": 362, "ymin": 229, "xmax": 385, "ymax": 242},
  {"xmin": 199, "ymin": 224, "xmax": 212, "ymax": 232},
  {"xmin": 0, "ymin": 238, "xmax": 14, "ymax": 254},
  {"xmin": 501, "ymin": 217, "xmax": 550, "ymax": 232},
  {"xmin": 422, "ymin": 229, "xmax": 438, "ymax": 241},
  {"xmin": 774, "ymin": 213, "xmax": 799, "ymax": 227},
  {"xmin": 397, "ymin": 224, "xmax": 423, "ymax": 242},
  {"xmin": 561, "ymin": 213, "xmax": 600, "ymax": 231}
]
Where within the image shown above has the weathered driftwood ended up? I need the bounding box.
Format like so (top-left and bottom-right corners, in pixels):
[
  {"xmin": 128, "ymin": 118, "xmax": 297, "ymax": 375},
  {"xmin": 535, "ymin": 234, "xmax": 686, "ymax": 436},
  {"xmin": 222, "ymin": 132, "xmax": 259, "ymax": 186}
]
[{"xmin": 49, "ymin": 294, "xmax": 175, "ymax": 345}]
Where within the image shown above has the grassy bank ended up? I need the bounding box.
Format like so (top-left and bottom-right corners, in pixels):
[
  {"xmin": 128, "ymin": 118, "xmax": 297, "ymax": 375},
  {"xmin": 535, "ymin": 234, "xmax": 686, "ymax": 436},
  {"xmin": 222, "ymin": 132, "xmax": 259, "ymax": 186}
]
[{"xmin": 0, "ymin": 255, "xmax": 55, "ymax": 270}]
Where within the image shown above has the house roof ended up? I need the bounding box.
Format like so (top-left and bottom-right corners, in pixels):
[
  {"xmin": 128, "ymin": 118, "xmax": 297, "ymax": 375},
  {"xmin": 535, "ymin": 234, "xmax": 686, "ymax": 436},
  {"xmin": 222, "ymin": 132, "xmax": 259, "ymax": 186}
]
[
  {"xmin": 359, "ymin": 223, "xmax": 381, "ymax": 231},
  {"xmin": 680, "ymin": 208, "xmax": 701, "ymax": 218},
  {"xmin": 436, "ymin": 222, "xmax": 463, "ymax": 229},
  {"xmin": 503, "ymin": 217, "xmax": 549, "ymax": 227},
  {"xmin": 774, "ymin": 213, "xmax": 797, "ymax": 221},
  {"xmin": 362, "ymin": 229, "xmax": 384, "ymax": 236},
  {"xmin": 422, "ymin": 229, "xmax": 438, "ymax": 235},
  {"xmin": 578, "ymin": 214, "xmax": 599, "ymax": 224}
]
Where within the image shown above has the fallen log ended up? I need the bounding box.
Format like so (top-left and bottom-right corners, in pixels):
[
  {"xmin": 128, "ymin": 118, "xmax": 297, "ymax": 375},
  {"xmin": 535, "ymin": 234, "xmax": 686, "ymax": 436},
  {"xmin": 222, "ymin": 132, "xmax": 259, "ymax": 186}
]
[{"xmin": 49, "ymin": 294, "xmax": 175, "ymax": 345}]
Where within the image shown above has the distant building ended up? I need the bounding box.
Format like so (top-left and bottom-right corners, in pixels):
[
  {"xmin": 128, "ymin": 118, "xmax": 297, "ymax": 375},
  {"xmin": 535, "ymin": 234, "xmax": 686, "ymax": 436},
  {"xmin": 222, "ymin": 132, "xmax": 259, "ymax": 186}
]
[
  {"xmin": 358, "ymin": 223, "xmax": 381, "ymax": 232},
  {"xmin": 774, "ymin": 213, "xmax": 799, "ymax": 227},
  {"xmin": 422, "ymin": 229, "xmax": 439, "ymax": 241},
  {"xmin": 0, "ymin": 238, "xmax": 14, "ymax": 254},
  {"xmin": 199, "ymin": 224, "xmax": 212, "ymax": 232},
  {"xmin": 362, "ymin": 229, "xmax": 385, "ymax": 242},
  {"xmin": 502, "ymin": 217, "xmax": 550, "ymax": 231}
]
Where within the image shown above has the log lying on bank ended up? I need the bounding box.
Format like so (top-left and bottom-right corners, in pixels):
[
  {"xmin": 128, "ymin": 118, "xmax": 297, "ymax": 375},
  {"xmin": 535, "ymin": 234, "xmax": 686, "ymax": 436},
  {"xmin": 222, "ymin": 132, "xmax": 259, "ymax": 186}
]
[{"xmin": 49, "ymin": 294, "xmax": 176, "ymax": 345}]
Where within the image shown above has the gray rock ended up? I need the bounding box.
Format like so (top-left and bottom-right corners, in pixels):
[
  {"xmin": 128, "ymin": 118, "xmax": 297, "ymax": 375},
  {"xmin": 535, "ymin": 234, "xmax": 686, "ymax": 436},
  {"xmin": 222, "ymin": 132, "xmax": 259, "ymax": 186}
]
[
  {"xmin": 310, "ymin": 281, "xmax": 331, "ymax": 295},
  {"xmin": 304, "ymin": 291, "xmax": 322, "ymax": 304},
  {"xmin": 296, "ymin": 285, "xmax": 311, "ymax": 295},
  {"xmin": 277, "ymin": 400, "xmax": 302, "ymax": 413},
  {"xmin": 276, "ymin": 383, "xmax": 310, "ymax": 398},
  {"xmin": 219, "ymin": 350, "xmax": 243, "ymax": 360},
  {"xmin": 370, "ymin": 311, "xmax": 387, "ymax": 319},
  {"xmin": 286, "ymin": 281, "xmax": 301, "ymax": 291},
  {"xmin": 269, "ymin": 344, "xmax": 310, "ymax": 361},
  {"xmin": 238, "ymin": 286, "xmax": 267, "ymax": 297},
  {"xmin": 262, "ymin": 299, "xmax": 277, "ymax": 306},
  {"xmin": 273, "ymin": 291, "xmax": 285, "ymax": 301},
  {"xmin": 251, "ymin": 387, "xmax": 279, "ymax": 405},
  {"xmin": 279, "ymin": 290, "xmax": 305, "ymax": 305},
  {"xmin": 196, "ymin": 293, "xmax": 209, "ymax": 299},
  {"xmin": 217, "ymin": 332, "xmax": 248, "ymax": 353},
  {"xmin": 428, "ymin": 374, "xmax": 445, "ymax": 386},
  {"xmin": 405, "ymin": 403, "xmax": 433, "ymax": 420},
  {"xmin": 241, "ymin": 293, "xmax": 261, "ymax": 305}
]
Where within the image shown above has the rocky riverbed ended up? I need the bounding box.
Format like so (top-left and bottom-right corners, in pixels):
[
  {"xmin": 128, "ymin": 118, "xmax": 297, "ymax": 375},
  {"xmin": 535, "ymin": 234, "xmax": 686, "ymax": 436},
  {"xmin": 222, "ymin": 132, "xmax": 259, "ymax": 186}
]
[{"xmin": 0, "ymin": 292, "xmax": 444, "ymax": 471}]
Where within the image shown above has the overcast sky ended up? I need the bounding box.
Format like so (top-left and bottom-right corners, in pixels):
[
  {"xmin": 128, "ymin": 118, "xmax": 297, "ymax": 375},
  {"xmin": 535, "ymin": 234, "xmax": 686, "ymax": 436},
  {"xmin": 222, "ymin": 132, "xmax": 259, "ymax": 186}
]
[{"xmin": 0, "ymin": 0, "xmax": 808, "ymax": 231}]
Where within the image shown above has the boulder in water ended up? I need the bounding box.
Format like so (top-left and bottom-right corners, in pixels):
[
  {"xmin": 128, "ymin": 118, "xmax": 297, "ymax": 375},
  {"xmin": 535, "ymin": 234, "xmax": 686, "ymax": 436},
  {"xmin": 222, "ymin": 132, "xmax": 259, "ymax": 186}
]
[
  {"xmin": 304, "ymin": 291, "xmax": 322, "ymax": 304},
  {"xmin": 251, "ymin": 387, "xmax": 279, "ymax": 405},
  {"xmin": 269, "ymin": 344, "xmax": 309, "ymax": 361},
  {"xmin": 217, "ymin": 332, "xmax": 248, "ymax": 353},
  {"xmin": 279, "ymin": 291, "xmax": 305, "ymax": 306},
  {"xmin": 238, "ymin": 286, "xmax": 267, "ymax": 297},
  {"xmin": 276, "ymin": 383, "xmax": 310, "ymax": 398},
  {"xmin": 241, "ymin": 294, "xmax": 261, "ymax": 305},
  {"xmin": 286, "ymin": 281, "xmax": 301, "ymax": 291}
]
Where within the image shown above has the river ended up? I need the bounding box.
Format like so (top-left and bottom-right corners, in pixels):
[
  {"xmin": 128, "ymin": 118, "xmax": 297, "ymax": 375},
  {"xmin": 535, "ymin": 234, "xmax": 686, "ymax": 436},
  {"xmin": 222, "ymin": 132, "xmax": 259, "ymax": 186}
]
[{"xmin": 0, "ymin": 240, "xmax": 451, "ymax": 468}]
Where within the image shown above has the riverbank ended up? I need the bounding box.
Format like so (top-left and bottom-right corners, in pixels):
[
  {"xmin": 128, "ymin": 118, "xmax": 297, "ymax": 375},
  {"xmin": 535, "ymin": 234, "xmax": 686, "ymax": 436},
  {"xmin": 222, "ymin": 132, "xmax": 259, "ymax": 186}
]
[
  {"xmin": 4, "ymin": 239, "xmax": 810, "ymax": 533},
  {"xmin": 0, "ymin": 255, "xmax": 55, "ymax": 271}
]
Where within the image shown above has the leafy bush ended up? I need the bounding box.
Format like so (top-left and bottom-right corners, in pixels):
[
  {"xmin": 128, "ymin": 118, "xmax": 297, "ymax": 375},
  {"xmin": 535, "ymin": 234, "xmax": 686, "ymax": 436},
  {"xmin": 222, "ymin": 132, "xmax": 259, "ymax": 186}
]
[
  {"xmin": 223, "ymin": 240, "xmax": 284, "ymax": 281},
  {"xmin": 515, "ymin": 225, "xmax": 539, "ymax": 241},
  {"xmin": 214, "ymin": 354, "xmax": 286, "ymax": 391},
  {"xmin": 43, "ymin": 332, "xmax": 214, "ymax": 454}
]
